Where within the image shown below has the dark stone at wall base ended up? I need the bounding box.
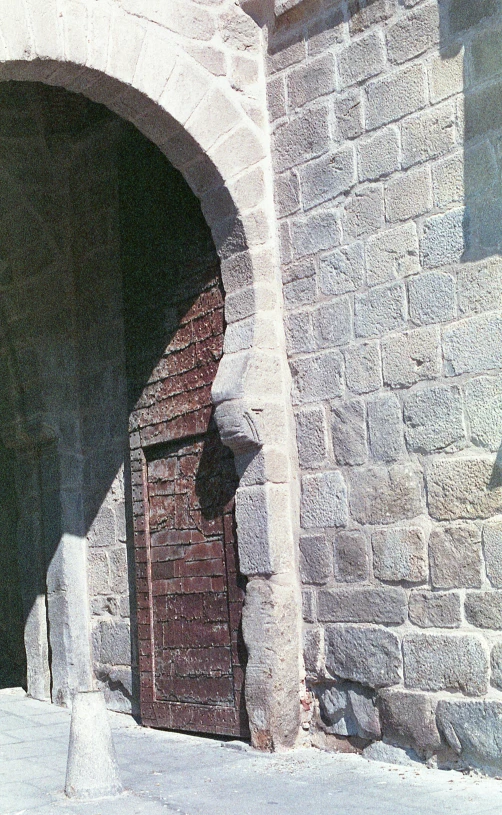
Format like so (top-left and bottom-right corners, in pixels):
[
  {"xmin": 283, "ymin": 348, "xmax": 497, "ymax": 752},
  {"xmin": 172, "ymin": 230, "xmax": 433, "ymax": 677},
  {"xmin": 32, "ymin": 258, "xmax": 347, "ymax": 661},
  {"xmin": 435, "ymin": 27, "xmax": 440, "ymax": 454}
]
[
  {"xmin": 378, "ymin": 689, "xmax": 442, "ymax": 758},
  {"xmin": 436, "ymin": 700, "xmax": 502, "ymax": 773},
  {"xmin": 317, "ymin": 680, "xmax": 381, "ymax": 739}
]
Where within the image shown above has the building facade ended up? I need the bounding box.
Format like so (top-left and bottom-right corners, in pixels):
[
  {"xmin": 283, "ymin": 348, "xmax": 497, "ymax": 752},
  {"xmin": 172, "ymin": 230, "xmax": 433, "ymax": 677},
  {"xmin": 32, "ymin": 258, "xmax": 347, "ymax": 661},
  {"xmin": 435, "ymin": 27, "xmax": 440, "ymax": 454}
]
[{"xmin": 1, "ymin": 0, "xmax": 502, "ymax": 775}]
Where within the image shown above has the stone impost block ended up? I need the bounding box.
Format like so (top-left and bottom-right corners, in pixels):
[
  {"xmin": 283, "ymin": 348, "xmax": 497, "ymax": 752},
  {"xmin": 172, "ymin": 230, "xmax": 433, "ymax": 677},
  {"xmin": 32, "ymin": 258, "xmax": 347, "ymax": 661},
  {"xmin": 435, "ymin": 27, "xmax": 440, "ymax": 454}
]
[
  {"xmin": 318, "ymin": 586, "xmax": 407, "ymax": 624},
  {"xmin": 386, "ymin": 1, "xmax": 439, "ymax": 64},
  {"xmin": 344, "ymin": 341, "xmax": 383, "ymax": 394},
  {"xmin": 443, "ymin": 313, "xmax": 502, "ymax": 376},
  {"xmin": 354, "ymin": 281, "xmax": 407, "ymax": 338},
  {"xmin": 299, "ymin": 534, "xmax": 332, "ymax": 585},
  {"xmin": 403, "ymin": 385, "xmax": 465, "ymax": 454},
  {"xmin": 331, "ymin": 398, "xmax": 367, "ymax": 466},
  {"xmin": 437, "ymin": 700, "xmax": 502, "ymax": 771},
  {"xmin": 378, "ymin": 689, "xmax": 442, "ymax": 757},
  {"xmin": 464, "ymin": 375, "xmax": 502, "ymax": 451},
  {"xmin": 314, "ymin": 296, "xmax": 353, "ymax": 348},
  {"xmin": 365, "ymin": 64, "xmax": 427, "ymax": 130},
  {"xmin": 385, "ymin": 166, "xmax": 432, "ymax": 222},
  {"xmin": 298, "ymin": 146, "xmax": 355, "ymax": 210},
  {"xmin": 273, "ymin": 105, "xmax": 329, "ymax": 172},
  {"xmin": 367, "ymin": 394, "xmax": 405, "ymax": 463},
  {"xmin": 382, "ymin": 326, "xmax": 441, "ymax": 388},
  {"xmin": 465, "ymin": 592, "xmax": 502, "ymax": 629},
  {"xmin": 319, "ymin": 242, "xmax": 364, "ymax": 296},
  {"xmin": 349, "ymin": 465, "xmax": 424, "ymax": 525},
  {"xmin": 295, "ymin": 405, "xmax": 328, "ymax": 468},
  {"xmin": 287, "ymin": 53, "xmax": 336, "ymax": 109},
  {"xmin": 366, "ymin": 223, "xmax": 420, "ymax": 288},
  {"xmin": 291, "ymin": 350, "xmax": 344, "ymax": 404},
  {"xmin": 343, "ymin": 184, "xmax": 384, "ymax": 240},
  {"xmin": 426, "ymin": 457, "xmax": 502, "ymax": 522},
  {"xmin": 408, "ymin": 272, "xmax": 456, "ymax": 326},
  {"xmin": 408, "ymin": 590, "xmax": 462, "ymax": 628},
  {"xmin": 337, "ymin": 31, "xmax": 386, "ymax": 87},
  {"xmin": 421, "ymin": 208, "xmax": 465, "ymax": 269},
  {"xmin": 372, "ymin": 526, "xmax": 428, "ymax": 584},
  {"xmin": 301, "ymin": 471, "xmax": 348, "ymax": 529},
  {"xmin": 334, "ymin": 530, "xmax": 370, "ymax": 583},
  {"xmin": 403, "ymin": 633, "xmax": 489, "ymax": 695},
  {"xmin": 429, "ymin": 522, "xmax": 483, "ymax": 589},
  {"xmin": 483, "ymin": 523, "xmax": 502, "ymax": 588},
  {"xmin": 325, "ymin": 625, "xmax": 402, "ymax": 688},
  {"xmin": 358, "ymin": 126, "xmax": 400, "ymax": 182}
]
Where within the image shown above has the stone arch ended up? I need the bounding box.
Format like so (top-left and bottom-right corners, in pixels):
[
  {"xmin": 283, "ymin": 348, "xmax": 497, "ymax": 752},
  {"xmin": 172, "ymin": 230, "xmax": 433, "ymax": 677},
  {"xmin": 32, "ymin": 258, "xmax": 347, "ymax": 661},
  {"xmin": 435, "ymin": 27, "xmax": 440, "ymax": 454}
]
[{"xmin": 0, "ymin": 0, "xmax": 303, "ymax": 749}]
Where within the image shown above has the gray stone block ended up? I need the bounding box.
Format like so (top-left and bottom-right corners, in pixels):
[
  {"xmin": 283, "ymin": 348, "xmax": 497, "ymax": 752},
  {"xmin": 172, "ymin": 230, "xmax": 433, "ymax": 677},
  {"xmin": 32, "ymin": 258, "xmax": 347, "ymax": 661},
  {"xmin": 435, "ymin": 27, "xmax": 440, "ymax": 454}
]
[
  {"xmin": 483, "ymin": 522, "xmax": 502, "ymax": 588},
  {"xmin": 349, "ymin": 464, "xmax": 424, "ymax": 525},
  {"xmin": 358, "ymin": 125, "xmax": 400, "ymax": 182},
  {"xmin": 367, "ymin": 394, "xmax": 405, "ymax": 463},
  {"xmin": 403, "ymin": 633, "xmax": 489, "ymax": 695},
  {"xmin": 287, "ymin": 53, "xmax": 335, "ymax": 109},
  {"xmin": 304, "ymin": 627, "xmax": 323, "ymax": 677},
  {"xmin": 363, "ymin": 741, "xmax": 422, "ymax": 766},
  {"xmin": 295, "ymin": 405, "xmax": 328, "ymax": 468},
  {"xmin": 299, "ymin": 534, "xmax": 332, "ymax": 585},
  {"xmin": 465, "ymin": 375, "xmax": 502, "ymax": 451},
  {"xmin": 291, "ymin": 209, "xmax": 342, "ymax": 258},
  {"xmin": 403, "ymin": 385, "xmax": 465, "ymax": 453},
  {"xmin": 408, "ymin": 590, "xmax": 462, "ymax": 628},
  {"xmin": 314, "ymin": 296, "xmax": 353, "ymax": 348},
  {"xmin": 372, "ymin": 526, "xmax": 428, "ymax": 584},
  {"xmin": 366, "ymin": 223, "xmax": 420, "ymax": 287},
  {"xmin": 421, "ymin": 208, "xmax": 465, "ymax": 268},
  {"xmin": 465, "ymin": 591, "xmax": 502, "ymax": 629},
  {"xmin": 273, "ymin": 105, "xmax": 330, "ymax": 172},
  {"xmin": 402, "ymin": 102, "xmax": 456, "ymax": 168},
  {"xmin": 385, "ymin": 166, "xmax": 432, "ymax": 222},
  {"xmin": 343, "ymin": 184, "xmax": 384, "ymax": 240},
  {"xmin": 490, "ymin": 642, "xmax": 502, "ymax": 690},
  {"xmin": 291, "ymin": 350, "xmax": 344, "ymax": 404},
  {"xmin": 319, "ymin": 242, "xmax": 364, "ymax": 296},
  {"xmin": 318, "ymin": 586, "xmax": 407, "ymax": 624},
  {"xmin": 98, "ymin": 621, "xmax": 131, "ymax": 666},
  {"xmin": 386, "ymin": 1, "xmax": 439, "ymax": 64},
  {"xmin": 337, "ymin": 31, "xmax": 386, "ymax": 87},
  {"xmin": 432, "ymin": 153, "xmax": 464, "ymax": 209},
  {"xmin": 437, "ymin": 700, "xmax": 502, "ymax": 772},
  {"xmin": 458, "ymin": 259, "xmax": 502, "ymax": 316},
  {"xmin": 429, "ymin": 522, "xmax": 483, "ymax": 589},
  {"xmin": 267, "ymin": 75, "xmax": 286, "ymax": 121},
  {"xmin": 302, "ymin": 589, "xmax": 316, "ymax": 623},
  {"xmin": 331, "ymin": 398, "xmax": 367, "ymax": 466},
  {"xmin": 443, "ymin": 313, "xmax": 502, "ymax": 376},
  {"xmin": 349, "ymin": 0, "xmax": 395, "ymax": 34},
  {"xmin": 408, "ymin": 271, "xmax": 456, "ymax": 325},
  {"xmin": 381, "ymin": 326, "xmax": 441, "ymax": 388},
  {"xmin": 298, "ymin": 146, "xmax": 355, "ymax": 210},
  {"xmin": 283, "ymin": 275, "xmax": 317, "ymax": 309},
  {"xmin": 379, "ymin": 688, "xmax": 442, "ymax": 756},
  {"xmin": 285, "ymin": 310, "xmax": 316, "ymax": 355},
  {"xmin": 344, "ymin": 340, "xmax": 383, "ymax": 394},
  {"xmin": 334, "ymin": 530, "xmax": 370, "ymax": 582},
  {"xmin": 365, "ymin": 64, "xmax": 427, "ymax": 130},
  {"xmin": 428, "ymin": 50, "xmax": 464, "ymax": 105},
  {"xmin": 448, "ymin": 0, "xmax": 498, "ymax": 34},
  {"xmin": 274, "ymin": 172, "xmax": 300, "ymax": 218},
  {"xmin": 334, "ymin": 88, "xmax": 364, "ymax": 141},
  {"xmin": 109, "ymin": 548, "xmax": 128, "ymax": 595},
  {"xmin": 318, "ymin": 681, "xmax": 381, "ymax": 739},
  {"xmin": 325, "ymin": 625, "xmax": 402, "ymax": 688},
  {"xmin": 354, "ymin": 281, "xmax": 407, "ymax": 338},
  {"xmin": 301, "ymin": 471, "xmax": 348, "ymax": 529},
  {"xmin": 348, "ymin": 685, "xmax": 381, "ymax": 739},
  {"xmin": 426, "ymin": 457, "xmax": 502, "ymax": 521}
]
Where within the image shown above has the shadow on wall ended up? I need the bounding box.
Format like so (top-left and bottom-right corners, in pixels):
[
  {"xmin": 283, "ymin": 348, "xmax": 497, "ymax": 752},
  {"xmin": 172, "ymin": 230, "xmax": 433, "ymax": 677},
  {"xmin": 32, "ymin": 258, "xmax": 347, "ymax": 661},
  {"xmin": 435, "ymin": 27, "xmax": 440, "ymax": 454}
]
[{"xmin": 0, "ymin": 82, "xmax": 236, "ymax": 706}]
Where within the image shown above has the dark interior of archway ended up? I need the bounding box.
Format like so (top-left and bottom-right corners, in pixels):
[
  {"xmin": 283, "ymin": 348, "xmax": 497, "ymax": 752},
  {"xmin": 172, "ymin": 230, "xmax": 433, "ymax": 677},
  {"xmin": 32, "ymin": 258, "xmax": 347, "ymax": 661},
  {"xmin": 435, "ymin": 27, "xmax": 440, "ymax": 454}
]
[{"xmin": 0, "ymin": 82, "xmax": 244, "ymax": 719}]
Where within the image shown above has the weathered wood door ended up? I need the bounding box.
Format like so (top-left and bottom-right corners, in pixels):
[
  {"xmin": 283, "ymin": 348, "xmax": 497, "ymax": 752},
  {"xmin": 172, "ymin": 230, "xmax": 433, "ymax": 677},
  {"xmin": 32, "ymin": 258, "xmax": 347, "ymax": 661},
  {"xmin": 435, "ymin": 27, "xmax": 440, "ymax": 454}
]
[{"xmin": 129, "ymin": 267, "xmax": 249, "ymax": 738}]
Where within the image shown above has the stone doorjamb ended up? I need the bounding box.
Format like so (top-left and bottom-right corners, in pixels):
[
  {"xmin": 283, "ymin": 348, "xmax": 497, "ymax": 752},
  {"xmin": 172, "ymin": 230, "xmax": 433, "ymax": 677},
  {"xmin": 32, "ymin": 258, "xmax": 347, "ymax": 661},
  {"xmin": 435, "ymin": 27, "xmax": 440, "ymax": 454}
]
[{"xmin": 0, "ymin": 0, "xmax": 303, "ymax": 749}]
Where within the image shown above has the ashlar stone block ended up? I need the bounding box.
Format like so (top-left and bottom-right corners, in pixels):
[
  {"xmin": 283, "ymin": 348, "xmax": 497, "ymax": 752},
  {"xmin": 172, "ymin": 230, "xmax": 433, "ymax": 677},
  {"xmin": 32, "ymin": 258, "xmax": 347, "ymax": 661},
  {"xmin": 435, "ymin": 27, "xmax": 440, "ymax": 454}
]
[
  {"xmin": 437, "ymin": 700, "xmax": 502, "ymax": 771},
  {"xmin": 483, "ymin": 522, "xmax": 502, "ymax": 588},
  {"xmin": 334, "ymin": 89, "xmax": 364, "ymax": 141},
  {"xmin": 301, "ymin": 471, "xmax": 348, "ymax": 529},
  {"xmin": 326, "ymin": 625, "xmax": 402, "ymax": 688},
  {"xmin": 458, "ymin": 259, "xmax": 502, "ymax": 316},
  {"xmin": 334, "ymin": 530, "xmax": 370, "ymax": 582},
  {"xmin": 318, "ymin": 586, "xmax": 407, "ymax": 624},
  {"xmin": 299, "ymin": 534, "xmax": 332, "ymax": 585},
  {"xmin": 490, "ymin": 642, "xmax": 502, "ymax": 690},
  {"xmin": 421, "ymin": 208, "xmax": 465, "ymax": 269},
  {"xmin": 365, "ymin": 63, "xmax": 427, "ymax": 130},
  {"xmin": 385, "ymin": 165, "xmax": 432, "ymax": 222},
  {"xmin": 379, "ymin": 689, "xmax": 442, "ymax": 757},
  {"xmin": 298, "ymin": 146, "xmax": 355, "ymax": 210},
  {"xmin": 287, "ymin": 53, "xmax": 335, "ymax": 109},
  {"xmin": 367, "ymin": 394, "xmax": 405, "ymax": 463},
  {"xmin": 295, "ymin": 405, "xmax": 328, "ymax": 468},
  {"xmin": 464, "ymin": 375, "xmax": 502, "ymax": 451},
  {"xmin": 426, "ymin": 457, "xmax": 502, "ymax": 521},
  {"xmin": 291, "ymin": 209, "xmax": 342, "ymax": 259},
  {"xmin": 372, "ymin": 526, "xmax": 428, "ymax": 584},
  {"xmin": 319, "ymin": 242, "xmax": 364, "ymax": 296},
  {"xmin": 381, "ymin": 326, "xmax": 441, "ymax": 388},
  {"xmin": 358, "ymin": 126, "xmax": 400, "ymax": 182},
  {"xmin": 403, "ymin": 633, "xmax": 489, "ymax": 695},
  {"xmin": 314, "ymin": 296, "xmax": 353, "ymax": 348},
  {"xmin": 366, "ymin": 223, "xmax": 420, "ymax": 287},
  {"xmin": 403, "ymin": 384, "xmax": 465, "ymax": 453},
  {"xmin": 386, "ymin": 1, "xmax": 439, "ymax": 64},
  {"xmin": 331, "ymin": 398, "xmax": 367, "ymax": 466},
  {"xmin": 464, "ymin": 591, "xmax": 502, "ymax": 630},
  {"xmin": 409, "ymin": 272, "xmax": 456, "ymax": 326},
  {"xmin": 349, "ymin": 464, "xmax": 424, "ymax": 525},
  {"xmin": 344, "ymin": 340, "xmax": 383, "ymax": 394},
  {"xmin": 291, "ymin": 350, "xmax": 344, "ymax": 404},
  {"xmin": 428, "ymin": 50, "xmax": 464, "ymax": 104},
  {"xmin": 337, "ymin": 31, "xmax": 386, "ymax": 87},
  {"xmin": 408, "ymin": 590, "xmax": 462, "ymax": 628},
  {"xmin": 354, "ymin": 281, "xmax": 407, "ymax": 338},
  {"xmin": 343, "ymin": 184, "xmax": 384, "ymax": 240},
  {"xmin": 429, "ymin": 522, "xmax": 483, "ymax": 588},
  {"xmin": 402, "ymin": 102, "xmax": 456, "ymax": 169},
  {"xmin": 443, "ymin": 313, "xmax": 502, "ymax": 376}
]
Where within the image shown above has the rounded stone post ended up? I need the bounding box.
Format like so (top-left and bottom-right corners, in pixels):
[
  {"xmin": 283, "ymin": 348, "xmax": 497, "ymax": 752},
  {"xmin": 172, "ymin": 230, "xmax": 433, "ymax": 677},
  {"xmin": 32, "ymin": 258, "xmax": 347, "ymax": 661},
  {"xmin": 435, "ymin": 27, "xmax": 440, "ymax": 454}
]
[{"xmin": 65, "ymin": 690, "xmax": 123, "ymax": 799}]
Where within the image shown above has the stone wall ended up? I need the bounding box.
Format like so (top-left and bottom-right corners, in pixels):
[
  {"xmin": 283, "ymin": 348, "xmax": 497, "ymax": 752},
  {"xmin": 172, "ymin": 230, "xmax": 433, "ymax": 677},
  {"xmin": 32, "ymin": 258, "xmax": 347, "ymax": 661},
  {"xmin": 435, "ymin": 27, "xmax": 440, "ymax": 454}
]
[{"xmin": 268, "ymin": 0, "xmax": 502, "ymax": 771}]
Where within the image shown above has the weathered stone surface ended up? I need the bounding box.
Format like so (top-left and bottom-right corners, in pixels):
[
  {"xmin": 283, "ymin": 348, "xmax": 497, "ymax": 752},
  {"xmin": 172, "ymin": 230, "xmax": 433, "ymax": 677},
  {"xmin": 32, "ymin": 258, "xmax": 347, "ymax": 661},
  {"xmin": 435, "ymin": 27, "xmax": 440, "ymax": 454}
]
[
  {"xmin": 458, "ymin": 259, "xmax": 502, "ymax": 316},
  {"xmin": 381, "ymin": 326, "xmax": 441, "ymax": 388},
  {"xmin": 401, "ymin": 101, "xmax": 455, "ymax": 168},
  {"xmin": 420, "ymin": 209, "xmax": 465, "ymax": 268},
  {"xmin": 386, "ymin": 1, "xmax": 439, "ymax": 64},
  {"xmin": 385, "ymin": 166, "xmax": 432, "ymax": 222},
  {"xmin": 432, "ymin": 153, "xmax": 464, "ymax": 209},
  {"xmin": 318, "ymin": 680, "xmax": 381, "ymax": 739},
  {"xmin": 295, "ymin": 405, "xmax": 328, "ymax": 468},
  {"xmin": 338, "ymin": 31, "xmax": 386, "ymax": 87},
  {"xmin": 349, "ymin": 465, "xmax": 424, "ymax": 525},
  {"xmin": 314, "ymin": 296, "xmax": 353, "ymax": 348},
  {"xmin": 372, "ymin": 526, "xmax": 427, "ymax": 584},
  {"xmin": 464, "ymin": 375, "xmax": 502, "ymax": 451},
  {"xmin": 319, "ymin": 242, "xmax": 364, "ymax": 296},
  {"xmin": 403, "ymin": 634, "xmax": 489, "ymax": 695},
  {"xmin": 291, "ymin": 351, "xmax": 344, "ymax": 404},
  {"xmin": 443, "ymin": 313, "xmax": 502, "ymax": 376},
  {"xmin": 344, "ymin": 341, "xmax": 383, "ymax": 394},
  {"xmin": 408, "ymin": 272, "xmax": 456, "ymax": 325},
  {"xmin": 291, "ymin": 209, "xmax": 342, "ymax": 258},
  {"xmin": 429, "ymin": 522, "xmax": 483, "ymax": 589},
  {"xmin": 490, "ymin": 642, "xmax": 502, "ymax": 690},
  {"xmin": 378, "ymin": 689, "xmax": 442, "ymax": 756},
  {"xmin": 97, "ymin": 621, "xmax": 131, "ymax": 666},
  {"xmin": 403, "ymin": 385, "xmax": 465, "ymax": 453},
  {"xmin": 348, "ymin": 685, "xmax": 381, "ymax": 740},
  {"xmin": 354, "ymin": 281, "xmax": 407, "ymax": 338},
  {"xmin": 334, "ymin": 88, "xmax": 364, "ymax": 141},
  {"xmin": 304, "ymin": 627, "xmax": 323, "ymax": 677},
  {"xmin": 318, "ymin": 587, "xmax": 407, "ymax": 624},
  {"xmin": 366, "ymin": 223, "xmax": 420, "ymax": 287},
  {"xmin": 426, "ymin": 457, "xmax": 502, "ymax": 521},
  {"xmin": 334, "ymin": 530, "xmax": 370, "ymax": 583},
  {"xmin": 325, "ymin": 625, "xmax": 402, "ymax": 688},
  {"xmin": 286, "ymin": 310, "xmax": 315, "ymax": 354},
  {"xmin": 428, "ymin": 50, "xmax": 464, "ymax": 104},
  {"xmin": 408, "ymin": 591, "xmax": 462, "ymax": 628},
  {"xmin": 358, "ymin": 126, "xmax": 400, "ymax": 182},
  {"xmin": 464, "ymin": 592, "xmax": 502, "ymax": 630},
  {"xmin": 331, "ymin": 398, "xmax": 367, "ymax": 466},
  {"xmin": 299, "ymin": 534, "xmax": 332, "ymax": 585},
  {"xmin": 365, "ymin": 63, "xmax": 427, "ymax": 130},
  {"xmin": 287, "ymin": 53, "xmax": 336, "ymax": 110},
  {"xmin": 343, "ymin": 184, "xmax": 384, "ymax": 240},
  {"xmin": 483, "ymin": 523, "xmax": 502, "ymax": 588},
  {"xmin": 273, "ymin": 105, "xmax": 330, "ymax": 172},
  {"xmin": 437, "ymin": 700, "xmax": 502, "ymax": 772},
  {"xmin": 367, "ymin": 394, "xmax": 405, "ymax": 463},
  {"xmin": 301, "ymin": 471, "xmax": 348, "ymax": 529},
  {"xmin": 298, "ymin": 147, "xmax": 355, "ymax": 210}
]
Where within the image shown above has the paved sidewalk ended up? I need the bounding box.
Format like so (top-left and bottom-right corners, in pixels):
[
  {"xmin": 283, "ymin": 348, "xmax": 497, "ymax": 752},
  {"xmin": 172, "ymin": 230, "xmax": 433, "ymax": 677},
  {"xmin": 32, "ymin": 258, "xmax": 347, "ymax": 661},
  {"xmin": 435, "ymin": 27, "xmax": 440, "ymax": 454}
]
[{"xmin": 2, "ymin": 688, "xmax": 502, "ymax": 815}]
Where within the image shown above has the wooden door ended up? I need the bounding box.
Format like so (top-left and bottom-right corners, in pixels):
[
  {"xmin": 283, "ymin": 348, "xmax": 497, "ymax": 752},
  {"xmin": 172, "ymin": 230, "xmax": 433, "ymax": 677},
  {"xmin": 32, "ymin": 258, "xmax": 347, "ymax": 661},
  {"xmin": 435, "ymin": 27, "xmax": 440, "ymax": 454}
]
[{"xmin": 130, "ymin": 270, "xmax": 249, "ymax": 738}]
